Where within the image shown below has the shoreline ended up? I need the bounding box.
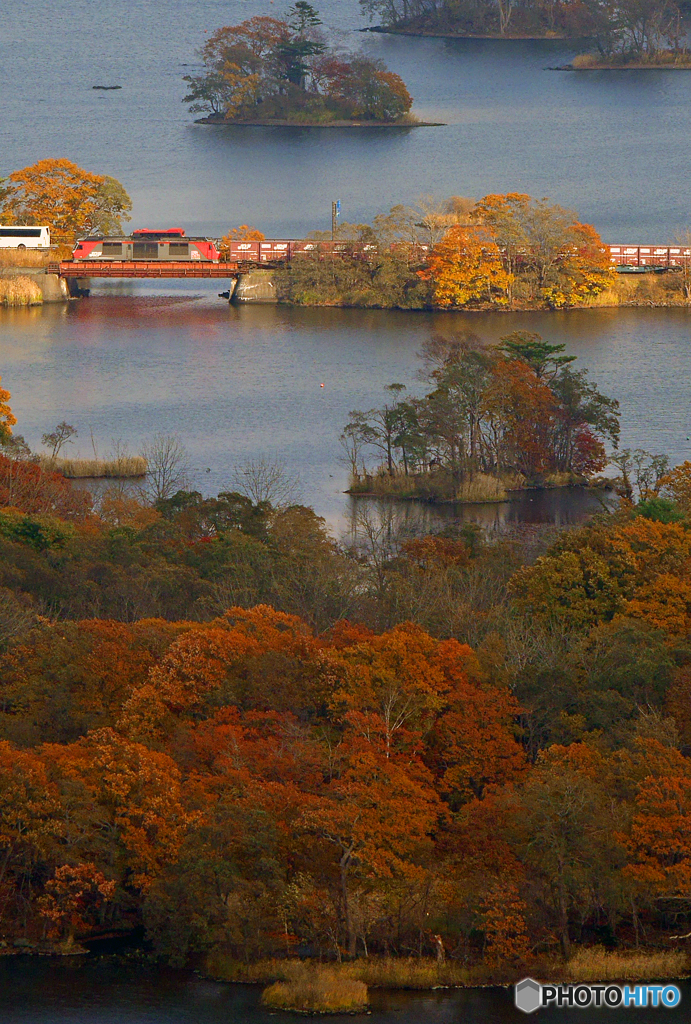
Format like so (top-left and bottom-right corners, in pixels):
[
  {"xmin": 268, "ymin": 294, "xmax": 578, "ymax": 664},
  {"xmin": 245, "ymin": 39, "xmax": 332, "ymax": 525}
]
[
  {"xmin": 346, "ymin": 478, "xmax": 612, "ymax": 507},
  {"xmin": 194, "ymin": 116, "xmax": 444, "ymax": 127},
  {"xmin": 202, "ymin": 952, "xmax": 690, "ymax": 993},
  {"xmin": 552, "ymin": 62, "xmax": 691, "ymax": 71},
  {"xmin": 363, "ymin": 25, "xmax": 568, "ymax": 40}
]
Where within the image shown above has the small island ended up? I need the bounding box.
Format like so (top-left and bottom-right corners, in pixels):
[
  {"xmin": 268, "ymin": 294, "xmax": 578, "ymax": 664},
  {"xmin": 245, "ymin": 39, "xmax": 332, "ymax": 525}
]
[
  {"xmin": 342, "ymin": 334, "xmax": 620, "ymax": 505},
  {"xmin": 185, "ymin": 2, "xmax": 424, "ymax": 127}
]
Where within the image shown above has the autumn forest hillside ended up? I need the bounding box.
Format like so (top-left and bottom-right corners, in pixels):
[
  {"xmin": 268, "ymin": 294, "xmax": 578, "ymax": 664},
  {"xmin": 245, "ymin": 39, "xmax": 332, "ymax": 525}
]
[{"xmin": 4, "ymin": 372, "xmax": 691, "ymax": 974}]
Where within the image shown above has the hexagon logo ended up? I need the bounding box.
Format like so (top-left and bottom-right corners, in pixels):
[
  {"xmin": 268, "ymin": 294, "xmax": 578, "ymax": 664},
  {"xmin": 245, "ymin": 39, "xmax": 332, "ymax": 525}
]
[{"xmin": 515, "ymin": 978, "xmax": 541, "ymax": 1014}]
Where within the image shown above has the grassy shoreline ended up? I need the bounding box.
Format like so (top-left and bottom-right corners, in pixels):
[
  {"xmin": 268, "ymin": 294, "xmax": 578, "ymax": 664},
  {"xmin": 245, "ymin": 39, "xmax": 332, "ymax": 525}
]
[
  {"xmin": 204, "ymin": 950, "xmax": 690, "ymax": 1003},
  {"xmin": 572, "ymin": 52, "xmax": 691, "ymax": 70},
  {"xmin": 347, "ymin": 471, "xmax": 610, "ymax": 506},
  {"xmin": 39, "ymin": 455, "xmax": 147, "ymax": 479},
  {"xmin": 0, "ymin": 276, "xmax": 43, "ymax": 307}
]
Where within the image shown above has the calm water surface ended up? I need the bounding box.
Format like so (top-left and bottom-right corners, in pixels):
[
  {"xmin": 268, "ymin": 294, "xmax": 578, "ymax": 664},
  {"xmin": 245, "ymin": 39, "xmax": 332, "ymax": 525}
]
[
  {"xmin": 1, "ymin": 0, "xmax": 691, "ymax": 238},
  {"xmin": 1, "ymin": 298, "xmax": 690, "ymax": 530},
  {"xmin": 2, "ymin": 958, "xmax": 691, "ymax": 1024}
]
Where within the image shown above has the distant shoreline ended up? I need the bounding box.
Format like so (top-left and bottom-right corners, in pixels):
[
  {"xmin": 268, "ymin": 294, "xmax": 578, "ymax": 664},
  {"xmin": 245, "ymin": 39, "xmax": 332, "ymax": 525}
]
[
  {"xmin": 550, "ymin": 61, "xmax": 691, "ymax": 71},
  {"xmin": 362, "ymin": 25, "xmax": 569, "ymax": 40},
  {"xmin": 194, "ymin": 116, "xmax": 444, "ymax": 127}
]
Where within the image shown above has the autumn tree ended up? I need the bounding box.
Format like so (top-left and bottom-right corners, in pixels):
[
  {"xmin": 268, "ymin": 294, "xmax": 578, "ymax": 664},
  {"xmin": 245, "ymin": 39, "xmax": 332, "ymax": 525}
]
[
  {"xmin": 426, "ymin": 226, "xmax": 511, "ymax": 307},
  {"xmin": 39, "ymin": 863, "xmax": 116, "ymax": 946},
  {"xmin": 0, "ymin": 376, "xmax": 17, "ymax": 445},
  {"xmin": 301, "ymin": 736, "xmax": 440, "ymax": 956},
  {"xmin": 219, "ymin": 224, "xmax": 266, "ymax": 258},
  {"xmin": 472, "ymin": 192, "xmax": 612, "ymax": 307},
  {"xmin": 0, "ymin": 159, "xmax": 131, "ymax": 248}
]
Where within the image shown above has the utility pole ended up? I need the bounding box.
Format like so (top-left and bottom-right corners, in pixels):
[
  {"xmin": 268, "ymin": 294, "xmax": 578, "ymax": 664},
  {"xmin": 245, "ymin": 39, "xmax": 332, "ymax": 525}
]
[{"xmin": 332, "ymin": 200, "xmax": 341, "ymax": 240}]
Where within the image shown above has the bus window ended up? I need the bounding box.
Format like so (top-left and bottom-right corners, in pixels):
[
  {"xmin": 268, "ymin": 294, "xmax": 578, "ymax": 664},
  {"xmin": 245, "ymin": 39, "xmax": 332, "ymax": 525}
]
[{"xmin": 0, "ymin": 227, "xmax": 51, "ymax": 249}]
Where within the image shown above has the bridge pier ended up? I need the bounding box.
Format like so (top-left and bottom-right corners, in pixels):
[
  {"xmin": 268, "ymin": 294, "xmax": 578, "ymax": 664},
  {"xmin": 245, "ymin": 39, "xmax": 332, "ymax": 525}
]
[
  {"xmin": 0, "ymin": 268, "xmax": 70, "ymax": 303},
  {"xmin": 233, "ymin": 270, "xmax": 277, "ymax": 303}
]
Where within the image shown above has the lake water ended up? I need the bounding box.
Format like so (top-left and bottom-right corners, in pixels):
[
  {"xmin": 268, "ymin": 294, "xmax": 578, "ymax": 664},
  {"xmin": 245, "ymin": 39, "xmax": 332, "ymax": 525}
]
[
  {"xmin": 1, "ymin": 299, "xmax": 690, "ymax": 530},
  {"xmin": 2, "ymin": 958, "xmax": 691, "ymax": 1024},
  {"xmin": 1, "ymin": 0, "xmax": 691, "ymax": 240}
]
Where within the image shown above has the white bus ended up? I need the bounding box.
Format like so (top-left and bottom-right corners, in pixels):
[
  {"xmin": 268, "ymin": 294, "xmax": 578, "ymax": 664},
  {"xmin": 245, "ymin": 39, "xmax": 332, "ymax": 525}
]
[{"xmin": 0, "ymin": 226, "xmax": 51, "ymax": 249}]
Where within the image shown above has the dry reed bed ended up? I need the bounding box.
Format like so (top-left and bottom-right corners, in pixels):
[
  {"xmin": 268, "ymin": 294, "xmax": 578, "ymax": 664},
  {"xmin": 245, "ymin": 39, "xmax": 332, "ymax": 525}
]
[
  {"xmin": 205, "ymin": 949, "xmax": 689, "ymax": 995},
  {"xmin": 349, "ymin": 469, "xmax": 586, "ymax": 504},
  {"xmin": 205, "ymin": 954, "xmax": 472, "ymax": 990},
  {"xmin": 0, "ymin": 276, "xmax": 43, "ymax": 306},
  {"xmin": 565, "ymin": 947, "xmax": 688, "ymax": 983},
  {"xmin": 262, "ymin": 967, "xmax": 368, "ymax": 1014},
  {"xmin": 0, "ymin": 249, "xmax": 53, "ymax": 268},
  {"xmin": 40, "ymin": 456, "xmax": 147, "ymax": 479}
]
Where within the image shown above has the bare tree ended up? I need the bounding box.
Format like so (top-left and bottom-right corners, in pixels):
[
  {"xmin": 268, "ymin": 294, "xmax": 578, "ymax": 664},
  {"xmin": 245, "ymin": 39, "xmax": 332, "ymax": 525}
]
[
  {"xmin": 610, "ymin": 447, "xmax": 668, "ymax": 501},
  {"xmin": 41, "ymin": 421, "xmax": 77, "ymax": 459},
  {"xmin": 232, "ymin": 456, "xmax": 302, "ymax": 509},
  {"xmin": 675, "ymin": 229, "xmax": 691, "ymax": 301},
  {"xmin": 139, "ymin": 433, "xmax": 189, "ymax": 503}
]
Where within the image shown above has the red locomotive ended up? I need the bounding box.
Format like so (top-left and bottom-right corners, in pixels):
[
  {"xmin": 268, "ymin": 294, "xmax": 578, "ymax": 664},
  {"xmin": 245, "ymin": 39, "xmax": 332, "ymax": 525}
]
[{"xmin": 72, "ymin": 228, "xmax": 221, "ymax": 262}]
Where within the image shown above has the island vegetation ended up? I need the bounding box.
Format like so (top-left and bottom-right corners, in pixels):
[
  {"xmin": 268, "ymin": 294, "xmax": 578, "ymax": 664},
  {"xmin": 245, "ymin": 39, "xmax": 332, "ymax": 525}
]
[
  {"xmin": 343, "ymin": 332, "xmax": 620, "ymax": 502},
  {"xmin": 4, "ymin": 370, "xmax": 691, "ymax": 999},
  {"xmin": 184, "ymin": 3, "xmax": 416, "ymax": 125},
  {"xmin": 276, "ymin": 191, "xmax": 617, "ymax": 310},
  {"xmin": 362, "ymin": 0, "xmax": 691, "ymax": 68}
]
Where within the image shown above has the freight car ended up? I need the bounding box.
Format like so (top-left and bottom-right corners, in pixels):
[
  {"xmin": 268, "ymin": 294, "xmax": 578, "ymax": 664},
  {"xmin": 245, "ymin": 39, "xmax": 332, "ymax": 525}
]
[
  {"xmin": 222, "ymin": 239, "xmax": 429, "ymax": 263},
  {"xmin": 72, "ymin": 228, "xmax": 221, "ymax": 262},
  {"xmin": 609, "ymin": 245, "xmax": 691, "ymax": 270}
]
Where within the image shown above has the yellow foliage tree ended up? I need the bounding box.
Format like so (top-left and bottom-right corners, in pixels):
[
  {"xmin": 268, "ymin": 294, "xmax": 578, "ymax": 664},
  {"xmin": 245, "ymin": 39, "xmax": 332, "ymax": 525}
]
[
  {"xmin": 661, "ymin": 461, "xmax": 691, "ymax": 512},
  {"xmin": 0, "ymin": 375, "xmax": 17, "ymax": 443},
  {"xmin": 219, "ymin": 223, "xmax": 266, "ymax": 259},
  {"xmin": 543, "ymin": 222, "xmax": 614, "ymax": 308},
  {"xmin": 0, "ymin": 159, "xmax": 130, "ymax": 248},
  {"xmin": 426, "ymin": 226, "xmax": 511, "ymax": 307}
]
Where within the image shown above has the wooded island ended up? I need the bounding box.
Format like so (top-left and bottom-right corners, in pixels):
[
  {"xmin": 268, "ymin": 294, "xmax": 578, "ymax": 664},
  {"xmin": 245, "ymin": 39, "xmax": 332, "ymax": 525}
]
[{"xmin": 185, "ymin": 3, "xmax": 417, "ymax": 126}]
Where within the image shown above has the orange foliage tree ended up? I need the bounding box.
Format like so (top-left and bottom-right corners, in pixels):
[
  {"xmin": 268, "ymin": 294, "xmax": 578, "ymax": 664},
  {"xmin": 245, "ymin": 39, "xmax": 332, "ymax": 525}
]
[
  {"xmin": 0, "ymin": 376, "xmax": 16, "ymax": 444},
  {"xmin": 471, "ymin": 192, "xmax": 612, "ymax": 308},
  {"xmin": 219, "ymin": 224, "xmax": 266, "ymax": 258},
  {"xmin": 39, "ymin": 863, "xmax": 116, "ymax": 944},
  {"xmin": 0, "ymin": 159, "xmax": 131, "ymax": 248},
  {"xmin": 426, "ymin": 226, "xmax": 511, "ymax": 307},
  {"xmin": 0, "ymin": 458, "xmax": 92, "ymax": 519},
  {"xmin": 481, "ymin": 358, "xmax": 557, "ymax": 476}
]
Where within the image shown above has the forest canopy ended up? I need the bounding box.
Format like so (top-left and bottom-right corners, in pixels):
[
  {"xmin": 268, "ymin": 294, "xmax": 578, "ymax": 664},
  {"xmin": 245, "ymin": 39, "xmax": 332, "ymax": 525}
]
[
  {"xmin": 4, "ymin": 364, "xmax": 691, "ymax": 974},
  {"xmin": 184, "ymin": 4, "xmax": 414, "ymax": 123}
]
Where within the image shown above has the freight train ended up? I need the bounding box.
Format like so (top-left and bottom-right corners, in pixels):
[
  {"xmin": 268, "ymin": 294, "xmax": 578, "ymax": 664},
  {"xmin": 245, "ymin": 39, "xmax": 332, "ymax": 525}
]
[
  {"xmin": 71, "ymin": 230, "xmax": 691, "ymax": 270},
  {"xmin": 70, "ymin": 230, "xmax": 412, "ymax": 264},
  {"xmin": 608, "ymin": 245, "xmax": 691, "ymax": 270}
]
